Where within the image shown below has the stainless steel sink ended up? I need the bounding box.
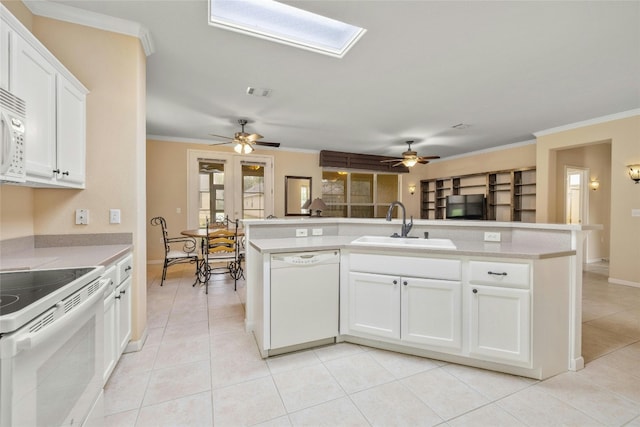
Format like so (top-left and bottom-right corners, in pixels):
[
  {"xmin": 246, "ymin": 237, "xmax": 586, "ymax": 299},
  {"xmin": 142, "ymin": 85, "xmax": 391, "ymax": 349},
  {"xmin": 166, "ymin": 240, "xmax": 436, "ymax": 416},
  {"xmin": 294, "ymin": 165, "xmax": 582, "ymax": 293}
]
[{"xmin": 350, "ymin": 235, "xmax": 456, "ymax": 249}]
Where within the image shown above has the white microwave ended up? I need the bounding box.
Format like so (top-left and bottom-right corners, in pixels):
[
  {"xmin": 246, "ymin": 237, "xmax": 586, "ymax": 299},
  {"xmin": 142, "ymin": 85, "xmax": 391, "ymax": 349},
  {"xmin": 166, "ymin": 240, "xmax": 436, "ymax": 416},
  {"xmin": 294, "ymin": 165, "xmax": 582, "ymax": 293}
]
[{"xmin": 0, "ymin": 87, "xmax": 26, "ymax": 183}]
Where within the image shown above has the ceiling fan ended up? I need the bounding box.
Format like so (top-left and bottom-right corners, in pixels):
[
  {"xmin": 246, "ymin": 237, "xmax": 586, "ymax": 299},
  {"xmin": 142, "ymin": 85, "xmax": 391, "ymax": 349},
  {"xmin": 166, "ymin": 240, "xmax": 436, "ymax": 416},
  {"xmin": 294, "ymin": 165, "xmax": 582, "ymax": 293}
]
[
  {"xmin": 209, "ymin": 119, "xmax": 281, "ymax": 154},
  {"xmin": 380, "ymin": 141, "xmax": 440, "ymax": 167}
]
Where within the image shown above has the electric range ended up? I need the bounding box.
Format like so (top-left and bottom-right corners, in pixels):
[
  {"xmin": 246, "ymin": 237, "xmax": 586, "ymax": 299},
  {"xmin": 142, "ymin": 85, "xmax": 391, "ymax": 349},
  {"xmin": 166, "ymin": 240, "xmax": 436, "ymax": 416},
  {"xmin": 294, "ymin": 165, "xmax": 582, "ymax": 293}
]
[{"xmin": 0, "ymin": 266, "xmax": 104, "ymax": 334}]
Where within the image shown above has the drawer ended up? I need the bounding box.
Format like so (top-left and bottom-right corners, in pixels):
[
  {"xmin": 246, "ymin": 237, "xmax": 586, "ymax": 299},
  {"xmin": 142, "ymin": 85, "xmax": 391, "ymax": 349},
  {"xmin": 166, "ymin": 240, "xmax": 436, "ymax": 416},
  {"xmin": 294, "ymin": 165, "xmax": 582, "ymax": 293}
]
[
  {"xmin": 350, "ymin": 253, "xmax": 461, "ymax": 281},
  {"xmin": 468, "ymin": 261, "xmax": 530, "ymax": 288},
  {"xmin": 116, "ymin": 254, "xmax": 134, "ymax": 284}
]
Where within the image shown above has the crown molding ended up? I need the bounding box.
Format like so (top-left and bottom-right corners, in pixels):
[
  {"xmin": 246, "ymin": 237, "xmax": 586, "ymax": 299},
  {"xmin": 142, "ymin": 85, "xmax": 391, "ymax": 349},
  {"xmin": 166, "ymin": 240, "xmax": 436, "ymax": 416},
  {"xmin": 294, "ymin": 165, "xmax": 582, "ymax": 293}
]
[
  {"xmin": 430, "ymin": 139, "xmax": 537, "ymax": 163},
  {"xmin": 534, "ymin": 109, "xmax": 640, "ymax": 137},
  {"xmin": 23, "ymin": 0, "xmax": 154, "ymax": 56}
]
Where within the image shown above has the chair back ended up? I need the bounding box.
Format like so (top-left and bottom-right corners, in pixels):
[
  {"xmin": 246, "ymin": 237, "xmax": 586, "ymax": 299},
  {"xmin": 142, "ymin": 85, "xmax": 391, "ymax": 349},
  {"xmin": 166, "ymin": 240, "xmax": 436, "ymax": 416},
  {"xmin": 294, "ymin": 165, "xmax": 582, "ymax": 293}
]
[
  {"xmin": 206, "ymin": 218, "xmax": 237, "ymax": 258},
  {"xmin": 150, "ymin": 216, "xmax": 171, "ymax": 254}
]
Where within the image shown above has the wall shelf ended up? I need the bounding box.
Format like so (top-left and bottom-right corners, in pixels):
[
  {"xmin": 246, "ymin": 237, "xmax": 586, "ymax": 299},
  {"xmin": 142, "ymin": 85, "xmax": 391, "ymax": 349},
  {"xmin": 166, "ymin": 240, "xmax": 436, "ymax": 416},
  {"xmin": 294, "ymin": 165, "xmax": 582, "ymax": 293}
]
[{"xmin": 420, "ymin": 167, "xmax": 536, "ymax": 222}]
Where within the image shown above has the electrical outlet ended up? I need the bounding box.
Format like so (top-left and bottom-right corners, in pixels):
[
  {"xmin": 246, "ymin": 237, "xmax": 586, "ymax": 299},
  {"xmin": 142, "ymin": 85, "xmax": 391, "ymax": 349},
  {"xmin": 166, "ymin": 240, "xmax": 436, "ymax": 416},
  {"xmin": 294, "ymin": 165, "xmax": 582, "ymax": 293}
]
[
  {"xmin": 632, "ymin": 209, "xmax": 640, "ymax": 217},
  {"xmin": 295, "ymin": 228, "xmax": 308, "ymax": 237},
  {"xmin": 312, "ymin": 228, "xmax": 323, "ymax": 236},
  {"xmin": 109, "ymin": 209, "xmax": 121, "ymax": 224},
  {"xmin": 75, "ymin": 209, "xmax": 89, "ymax": 225},
  {"xmin": 484, "ymin": 231, "xmax": 501, "ymax": 242}
]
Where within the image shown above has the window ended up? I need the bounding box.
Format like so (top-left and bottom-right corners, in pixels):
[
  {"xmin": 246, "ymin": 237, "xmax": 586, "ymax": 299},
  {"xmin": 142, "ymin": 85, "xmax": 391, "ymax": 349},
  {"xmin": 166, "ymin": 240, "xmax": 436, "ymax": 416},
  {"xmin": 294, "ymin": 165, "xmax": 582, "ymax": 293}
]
[
  {"xmin": 241, "ymin": 163, "xmax": 265, "ymax": 219},
  {"xmin": 322, "ymin": 171, "xmax": 399, "ymax": 218},
  {"xmin": 198, "ymin": 161, "xmax": 226, "ymax": 227}
]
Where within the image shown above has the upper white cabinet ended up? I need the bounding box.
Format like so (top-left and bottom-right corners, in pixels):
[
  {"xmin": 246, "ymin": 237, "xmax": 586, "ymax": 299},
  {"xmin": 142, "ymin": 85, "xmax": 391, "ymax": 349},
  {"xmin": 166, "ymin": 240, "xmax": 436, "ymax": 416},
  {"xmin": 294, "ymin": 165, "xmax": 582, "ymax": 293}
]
[
  {"xmin": 1, "ymin": 5, "xmax": 88, "ymax": 188},
  {"xmin": 14, "ymin": 35, "xmax": 57, "ymax": 180},
  {"xmin": 56, "ymin": 76, "xmax": 86, "ymax": 186}
]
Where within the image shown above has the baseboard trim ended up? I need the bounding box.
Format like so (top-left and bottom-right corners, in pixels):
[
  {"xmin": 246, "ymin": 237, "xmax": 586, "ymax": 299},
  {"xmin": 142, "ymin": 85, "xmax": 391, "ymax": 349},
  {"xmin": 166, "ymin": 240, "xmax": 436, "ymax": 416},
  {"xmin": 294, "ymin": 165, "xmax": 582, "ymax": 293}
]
[
  {"xmin": 608, "ymin": 277, "xmax": 640, "ymax": 288},
  {"xmin": 124, "ymin": 326, "xmax": 148, "ymax": 353}
]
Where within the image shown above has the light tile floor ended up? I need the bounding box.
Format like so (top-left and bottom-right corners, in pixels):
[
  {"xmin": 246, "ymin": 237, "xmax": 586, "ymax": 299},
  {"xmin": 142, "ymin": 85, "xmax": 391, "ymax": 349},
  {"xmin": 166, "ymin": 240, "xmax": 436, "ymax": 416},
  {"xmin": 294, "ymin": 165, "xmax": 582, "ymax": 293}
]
[{"xmin": 104, "ymin": 262, "xmax": 640, "ymax": 426}]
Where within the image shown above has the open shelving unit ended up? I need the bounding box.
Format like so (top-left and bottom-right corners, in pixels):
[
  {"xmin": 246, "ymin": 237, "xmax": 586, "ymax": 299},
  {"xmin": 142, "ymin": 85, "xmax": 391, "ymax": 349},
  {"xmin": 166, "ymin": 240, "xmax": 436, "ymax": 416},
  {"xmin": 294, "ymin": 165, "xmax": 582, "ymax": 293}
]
[{"xmin": 420, "ymin": 167, "xmax": 536, "ymax": 222}]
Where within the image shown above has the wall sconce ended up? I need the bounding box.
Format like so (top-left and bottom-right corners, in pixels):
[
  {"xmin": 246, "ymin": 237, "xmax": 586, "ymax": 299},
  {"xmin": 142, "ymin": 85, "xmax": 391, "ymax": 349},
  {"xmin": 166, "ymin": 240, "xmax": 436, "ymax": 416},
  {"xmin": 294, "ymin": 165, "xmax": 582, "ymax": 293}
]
[
  {"xmin": 628, "ymin": 165, "xmax": 640, "ymax": 184},
  {"xmin": 408, "ymin": 184, "xmax": 416, "ymax": 195},
  {"xmin": 589, "ymin": 179, "xmax": 600, "ymax": 191}
]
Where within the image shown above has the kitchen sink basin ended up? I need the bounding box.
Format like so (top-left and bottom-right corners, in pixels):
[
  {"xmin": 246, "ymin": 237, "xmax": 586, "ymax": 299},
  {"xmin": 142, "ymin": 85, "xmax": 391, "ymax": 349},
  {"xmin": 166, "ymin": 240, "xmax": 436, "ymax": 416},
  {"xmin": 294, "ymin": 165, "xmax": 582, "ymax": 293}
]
[{"xmin": 350, "ymin": 235, "xmax": 456, "ymax": 249}]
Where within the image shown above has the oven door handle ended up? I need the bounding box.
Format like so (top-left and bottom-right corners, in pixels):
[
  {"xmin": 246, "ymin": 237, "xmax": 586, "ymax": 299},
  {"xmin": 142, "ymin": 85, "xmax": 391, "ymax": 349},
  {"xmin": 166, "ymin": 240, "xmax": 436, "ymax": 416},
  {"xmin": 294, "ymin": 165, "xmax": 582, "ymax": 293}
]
[{"xmin": 11, "ymin": 278, "xmax": 109, "ymax": 355}]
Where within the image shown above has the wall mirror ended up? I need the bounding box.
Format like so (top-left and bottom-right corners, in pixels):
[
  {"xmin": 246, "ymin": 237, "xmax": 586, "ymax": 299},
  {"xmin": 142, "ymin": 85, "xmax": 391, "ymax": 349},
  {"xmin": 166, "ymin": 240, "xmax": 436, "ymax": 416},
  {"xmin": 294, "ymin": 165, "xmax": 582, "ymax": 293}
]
[{"xmin": 285, "ymin": 176, "xmax": 312, "ymax": 216}]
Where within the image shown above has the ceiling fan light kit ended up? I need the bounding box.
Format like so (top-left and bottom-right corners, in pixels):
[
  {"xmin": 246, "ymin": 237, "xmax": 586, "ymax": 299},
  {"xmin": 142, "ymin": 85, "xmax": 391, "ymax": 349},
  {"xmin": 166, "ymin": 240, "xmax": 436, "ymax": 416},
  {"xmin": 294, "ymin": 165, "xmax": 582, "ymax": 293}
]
[
  {"xmin": 209, "ymin": 119, "xmax": 281, "ymax": 153},
  {"xmin": 381, "ymin": 141, "xmax": 440, "ymax": 168}
]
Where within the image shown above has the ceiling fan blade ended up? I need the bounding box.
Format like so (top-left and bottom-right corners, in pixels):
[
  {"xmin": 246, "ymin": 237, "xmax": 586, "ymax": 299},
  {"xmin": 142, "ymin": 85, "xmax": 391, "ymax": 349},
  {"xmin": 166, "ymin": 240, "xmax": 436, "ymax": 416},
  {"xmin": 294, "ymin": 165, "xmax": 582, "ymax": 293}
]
[
  {"xmin": 208, "ymin": 141, "xmax": 233, "ymax": 146},
  {"xmin": 246, "ymin": 133, "xmax": 263, "ymax": 141},
  {"xmin": 417, "ymin": 159, "xmax": 431, "ymax": 164},
  {"xmin": 208, "ymin": 133, "xmax": 233, "ymax": 140},
  {"xmin": 380, "ymin": 158, "xmax": 403, "ymax": 163},
  {"xmin": 254, "ymin": 141, "xmax": 280, "ymax": 148},
  {"xmin": 392, "ymin": 161, "xmax": 405, "ymax": 167},
  {"xmin": 419, "ymin": 155, "xmax": 441, "ymax": 160}
]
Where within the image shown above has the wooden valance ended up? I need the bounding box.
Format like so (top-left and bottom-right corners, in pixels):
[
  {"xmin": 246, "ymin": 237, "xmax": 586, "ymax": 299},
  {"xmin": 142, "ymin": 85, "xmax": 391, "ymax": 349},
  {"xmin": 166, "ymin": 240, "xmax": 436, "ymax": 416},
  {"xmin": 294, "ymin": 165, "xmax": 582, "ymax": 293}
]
[{"xmin": 319, "ymin": 150, "xmax": 409, "ymax": 173}]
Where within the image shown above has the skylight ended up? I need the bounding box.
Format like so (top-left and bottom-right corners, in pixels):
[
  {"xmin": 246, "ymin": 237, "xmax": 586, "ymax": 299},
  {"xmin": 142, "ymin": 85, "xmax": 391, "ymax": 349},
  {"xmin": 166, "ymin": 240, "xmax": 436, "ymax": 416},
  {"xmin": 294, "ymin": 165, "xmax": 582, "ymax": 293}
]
[{"xmin": 208, "ymin": 0, "xmax": 366, "ymax": 58}]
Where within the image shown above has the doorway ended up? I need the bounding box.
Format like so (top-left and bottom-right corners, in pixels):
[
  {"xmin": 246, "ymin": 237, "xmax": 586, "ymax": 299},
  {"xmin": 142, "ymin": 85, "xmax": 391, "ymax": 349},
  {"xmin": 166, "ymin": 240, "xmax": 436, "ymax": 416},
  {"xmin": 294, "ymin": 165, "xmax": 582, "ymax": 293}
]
[{"xmin": 565, "ymin": 167, "xmax": 589, "ymax": 225}]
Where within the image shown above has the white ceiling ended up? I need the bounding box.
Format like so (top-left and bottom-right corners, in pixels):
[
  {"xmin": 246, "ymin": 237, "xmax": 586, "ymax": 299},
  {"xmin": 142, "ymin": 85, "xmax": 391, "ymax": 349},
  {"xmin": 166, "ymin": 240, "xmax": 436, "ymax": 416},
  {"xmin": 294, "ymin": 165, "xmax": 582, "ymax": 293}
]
[{"xmin": 43, "ymin": 1, "xmax": 640, "ymax": 159}]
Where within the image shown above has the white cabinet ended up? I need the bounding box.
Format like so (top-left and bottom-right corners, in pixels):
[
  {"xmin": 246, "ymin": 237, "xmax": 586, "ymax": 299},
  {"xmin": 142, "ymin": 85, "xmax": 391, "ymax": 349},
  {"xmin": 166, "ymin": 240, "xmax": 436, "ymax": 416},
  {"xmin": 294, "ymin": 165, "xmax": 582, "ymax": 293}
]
[
  {"xmin": 402, "ymin": 277, "xmax": 462, "ymax": 349},
  {"xmin": 0, "ymin": 5, "xmax": 88, "ymax": 188},
  {"xmin": 55, "ymin": 75, "xmax": 86, "ymax": 186},
  {"xmin": 103, "ymin": 253, "xmax": 133, "ymax": 384},
  {"xmin": 13, "ymin": 35, "xmax": 57, "ymax": 181},
  {"xmin": 467, "ymin": 260, "xmax": 531, "ymax": 366},
  {"xmin": 348, "ymin": 254, "xmax": 462, "ymax": 352},
  {"xmin": 349, "ymin": 272, "xmax": 400, "ymax": 339},
  {"xmin": 115, "ymin": 255, "xmax": 133, "ymax": 356},
  {"xmin": 102, "ymin": 266, "xmax": 118, "ymax": 384},
  {"xmin": 468, "ymin": 285, "xmax": 530, "ymax": 365}
]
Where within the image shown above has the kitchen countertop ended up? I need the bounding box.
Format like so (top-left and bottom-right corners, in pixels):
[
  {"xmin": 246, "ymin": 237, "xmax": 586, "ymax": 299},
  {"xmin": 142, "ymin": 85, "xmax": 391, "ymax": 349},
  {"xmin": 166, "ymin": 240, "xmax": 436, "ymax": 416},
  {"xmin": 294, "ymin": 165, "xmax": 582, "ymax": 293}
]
[
  {"xmin": 0, "ymin": 244, "xmax": 132, "ymax": 271},
  {"xmin": 249, "ymin": 236, "xmax": 575, "ymax": 259}
]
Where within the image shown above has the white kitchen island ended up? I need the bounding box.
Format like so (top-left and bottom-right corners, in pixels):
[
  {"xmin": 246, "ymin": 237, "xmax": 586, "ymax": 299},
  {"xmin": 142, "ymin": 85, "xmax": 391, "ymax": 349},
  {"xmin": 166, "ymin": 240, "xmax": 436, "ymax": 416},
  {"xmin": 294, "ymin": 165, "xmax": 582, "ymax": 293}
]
[{"xmin": 242, "ymin": 218, "xmax": 599, "ymax": 380}]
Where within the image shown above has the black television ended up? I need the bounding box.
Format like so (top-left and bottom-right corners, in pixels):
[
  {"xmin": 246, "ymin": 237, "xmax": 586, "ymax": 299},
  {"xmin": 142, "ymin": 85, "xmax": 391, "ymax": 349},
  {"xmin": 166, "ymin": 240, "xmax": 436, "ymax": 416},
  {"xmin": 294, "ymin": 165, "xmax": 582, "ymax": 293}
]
[{"xmin": 446, "ymin": 194, "xmax": 485, "ymax": 219}]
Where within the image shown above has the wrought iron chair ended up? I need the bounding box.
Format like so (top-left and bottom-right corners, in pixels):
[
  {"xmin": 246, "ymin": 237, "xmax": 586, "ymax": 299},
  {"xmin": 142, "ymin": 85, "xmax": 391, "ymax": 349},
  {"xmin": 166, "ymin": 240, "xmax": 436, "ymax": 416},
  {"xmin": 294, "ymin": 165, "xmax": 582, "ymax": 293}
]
[
  {"xmin": 204, "ymin": 218, "xmax": 242, "ymax": 293},
  {"xmin": 150, "ymin": 216, "xmax": 199, "ymax": 286}
]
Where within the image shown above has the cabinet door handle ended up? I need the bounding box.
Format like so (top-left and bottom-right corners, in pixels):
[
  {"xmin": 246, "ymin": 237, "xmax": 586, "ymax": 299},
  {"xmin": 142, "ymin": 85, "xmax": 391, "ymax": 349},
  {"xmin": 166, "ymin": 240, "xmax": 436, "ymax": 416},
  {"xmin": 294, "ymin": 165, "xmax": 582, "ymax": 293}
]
[
  {"xmin": 393, "ymin": 280, "xmax": 397, "ymax": 285},
  {"xmin": 62, "ymin": 171, "xmax": 69, "ymax": 176},
  {"xmin": 472, "ymin": 288, "xmax": 478, "ymax": 294},
  {"xmin": 115, "ymin": 295, "xmax": 121, "ymax": 299},
  {"xmin": 403, "ymin": 281, "xmax": 408, "ymax": 286},
  {"xmin": 53, "ymin": 169, "xmax": 60, "ymax": 174},
  {"xmin": 125, "ymin": 266, "xmax": 132, "ymax": 272},
  {"xmin": 120, "ymin": 290, "xmax": 126, "ymax": 295},
  {"xmin": 488, "ymin": 271, "xmax": 507, "ymax": 276}
]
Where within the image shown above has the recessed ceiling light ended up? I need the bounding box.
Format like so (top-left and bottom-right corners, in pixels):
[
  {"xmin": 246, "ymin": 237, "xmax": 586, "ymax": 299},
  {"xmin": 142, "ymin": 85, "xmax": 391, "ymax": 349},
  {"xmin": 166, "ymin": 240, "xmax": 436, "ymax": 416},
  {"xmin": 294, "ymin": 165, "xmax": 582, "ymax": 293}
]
[{"xmin": 209, "ymin": 0, "xmax": 366, "ymax": 58}]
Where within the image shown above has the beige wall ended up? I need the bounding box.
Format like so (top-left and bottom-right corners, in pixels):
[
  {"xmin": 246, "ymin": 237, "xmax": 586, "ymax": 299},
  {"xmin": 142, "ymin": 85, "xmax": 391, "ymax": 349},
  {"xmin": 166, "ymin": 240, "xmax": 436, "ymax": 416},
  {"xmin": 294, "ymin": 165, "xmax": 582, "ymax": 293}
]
[
  {"xmin": 146, "ymin": 139, "xmax": 321, "ymax": 261},
  {"xmin": 0, "ymin": 4, "xmax": 148, "ymax": 341},
  {"xmin": 537, "ymin": 115, "xmax": 640, "ymax": 284},
  {"xmin": 555, "ymin": 143, "xmax": 612, "ymax": 262},
  {"xmin": 402, "ymin": 143, "xmax": 537, "ymax": 218}
]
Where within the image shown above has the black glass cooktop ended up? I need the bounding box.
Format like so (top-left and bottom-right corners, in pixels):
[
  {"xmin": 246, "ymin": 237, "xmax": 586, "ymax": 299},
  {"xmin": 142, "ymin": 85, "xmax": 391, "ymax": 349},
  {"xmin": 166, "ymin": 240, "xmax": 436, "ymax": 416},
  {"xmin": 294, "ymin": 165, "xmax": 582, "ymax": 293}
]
[{"xmin": 0, "ymin": 268, "xmax": 95, "ymax": 315}]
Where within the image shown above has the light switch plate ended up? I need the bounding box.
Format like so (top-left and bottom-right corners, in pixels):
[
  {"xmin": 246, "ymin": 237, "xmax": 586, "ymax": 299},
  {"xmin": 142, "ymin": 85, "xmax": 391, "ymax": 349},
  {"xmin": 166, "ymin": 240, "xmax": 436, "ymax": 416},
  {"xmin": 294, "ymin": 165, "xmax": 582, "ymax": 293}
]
[
  {"xmin": 632, "ymin": 209, "xmax": 640, "ymax": 217},
  {"xmin": 312, "ymin": 228, "xmax": 323, "ymax": 236},
  {"xmin": 109, "ymin": 209, "xmax": 121, "ymax": 224},
  {"xmin": 296, "ymin": 228, "xmax": 308, "ymax": 237}
]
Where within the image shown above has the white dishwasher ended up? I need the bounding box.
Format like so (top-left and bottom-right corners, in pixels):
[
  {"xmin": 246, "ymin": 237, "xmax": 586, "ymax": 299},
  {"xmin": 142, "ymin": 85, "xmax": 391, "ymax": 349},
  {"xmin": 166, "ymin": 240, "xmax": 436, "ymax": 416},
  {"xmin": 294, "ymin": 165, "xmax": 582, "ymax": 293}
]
[{"xmin": 270, "ymin": 250, "xmax": 340, "ymax": 349}]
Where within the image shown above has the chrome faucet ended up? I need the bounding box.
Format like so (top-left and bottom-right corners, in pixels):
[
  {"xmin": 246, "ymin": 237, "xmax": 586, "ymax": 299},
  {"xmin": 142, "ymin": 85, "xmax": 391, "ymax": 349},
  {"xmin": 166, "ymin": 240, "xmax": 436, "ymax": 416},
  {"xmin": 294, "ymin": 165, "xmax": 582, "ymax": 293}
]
[{"xmin": 386, "ymin": 201, "xmax": 413, "ymax": 237}]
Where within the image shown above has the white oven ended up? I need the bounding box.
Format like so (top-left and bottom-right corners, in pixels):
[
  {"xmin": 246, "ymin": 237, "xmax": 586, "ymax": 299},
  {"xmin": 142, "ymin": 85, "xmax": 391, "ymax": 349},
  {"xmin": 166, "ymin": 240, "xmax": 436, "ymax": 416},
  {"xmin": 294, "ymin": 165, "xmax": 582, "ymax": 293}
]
[{"xmin": 0, "ymin": 275, "xmax": 108, "ymax": 427}]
